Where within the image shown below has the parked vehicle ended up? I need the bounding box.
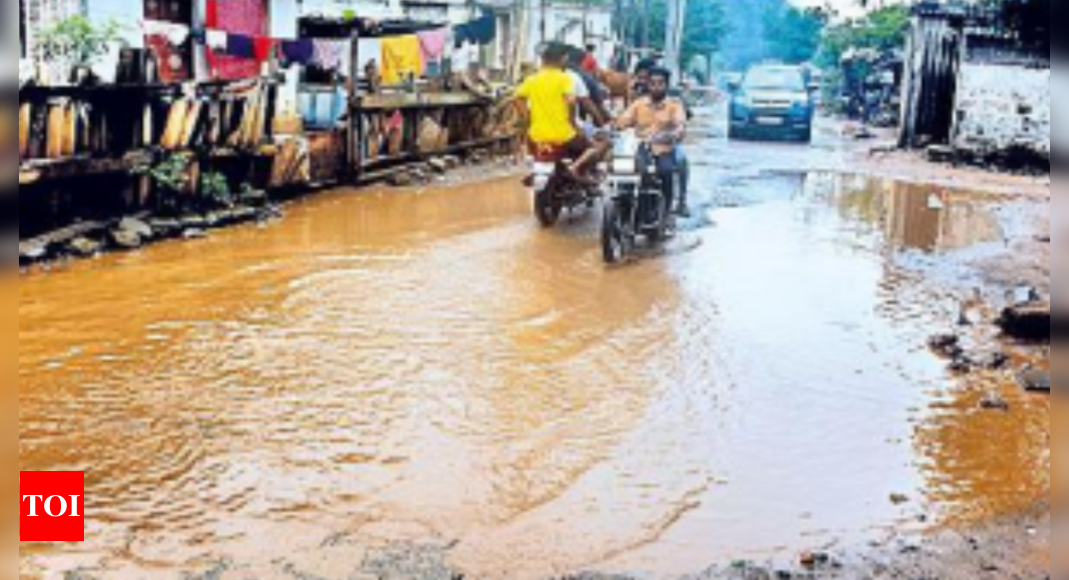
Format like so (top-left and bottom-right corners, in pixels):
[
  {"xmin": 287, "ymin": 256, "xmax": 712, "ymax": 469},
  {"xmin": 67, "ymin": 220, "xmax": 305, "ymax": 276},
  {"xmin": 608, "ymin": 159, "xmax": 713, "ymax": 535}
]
[
  {"xmin": 528, "ymin": 144, "xmax": 601, "ymax": 228},
  {"xmin": 728, "ymin": 65, "xmax": 817, "ymax": 143},
  {"xmin": 601, "ymin": 131, "xmax": 677, "ymax": 264}
]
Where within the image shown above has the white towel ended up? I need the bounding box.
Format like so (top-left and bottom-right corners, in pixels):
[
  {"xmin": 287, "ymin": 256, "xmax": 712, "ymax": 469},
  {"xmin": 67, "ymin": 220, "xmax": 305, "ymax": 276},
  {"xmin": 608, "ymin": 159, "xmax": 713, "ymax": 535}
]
[{"xmin": 206, "ymin": 29, "xmax": 228, "ymax": 52}]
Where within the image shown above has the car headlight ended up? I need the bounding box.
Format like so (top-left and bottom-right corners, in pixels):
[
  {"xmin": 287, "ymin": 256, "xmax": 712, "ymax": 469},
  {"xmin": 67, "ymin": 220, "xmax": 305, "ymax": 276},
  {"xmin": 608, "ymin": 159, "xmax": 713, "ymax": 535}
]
[{"xmin": 734, "ymin": 94, "xmax": 753, "ymax": 108}]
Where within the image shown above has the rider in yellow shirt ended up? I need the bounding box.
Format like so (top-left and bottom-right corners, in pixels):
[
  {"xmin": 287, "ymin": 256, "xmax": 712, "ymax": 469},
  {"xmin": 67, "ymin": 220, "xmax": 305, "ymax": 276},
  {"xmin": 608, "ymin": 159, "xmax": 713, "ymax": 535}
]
[{"xmin": 515, "ymin": 43, "xmax": 605, "ymax": 183}]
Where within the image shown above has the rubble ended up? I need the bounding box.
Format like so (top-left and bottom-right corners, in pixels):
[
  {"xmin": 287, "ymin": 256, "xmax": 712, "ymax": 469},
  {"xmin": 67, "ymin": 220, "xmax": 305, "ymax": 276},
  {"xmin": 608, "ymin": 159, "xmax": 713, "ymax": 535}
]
[
  {"xmin": 1017, "ymin": 369, "xmax": 1050, "ymax": 393},
  {"xmin": 109, "ymin": 229, "xmax": 143, "ymax": 250},
  {"xmin": 67, "ymin": 237, "xmax": 104, "ymax": 257},
  {"xmin": 997, "ymin": 302, "xmax": 1049, "ymax": 341}
]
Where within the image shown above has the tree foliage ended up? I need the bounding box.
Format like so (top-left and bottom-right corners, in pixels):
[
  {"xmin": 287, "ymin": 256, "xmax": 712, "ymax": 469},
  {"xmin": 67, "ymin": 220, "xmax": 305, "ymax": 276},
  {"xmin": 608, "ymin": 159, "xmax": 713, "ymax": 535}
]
[
  {"xmin": 621, "ymin": 0, "xmax": 729, "ymax": 69},
  {"xmin": 38, "ymin": 16, "xmax": 126, "ymax": 66},
  {"xmin": 817, "ymin": 6, "xmax": 910, "ymax": 69}
]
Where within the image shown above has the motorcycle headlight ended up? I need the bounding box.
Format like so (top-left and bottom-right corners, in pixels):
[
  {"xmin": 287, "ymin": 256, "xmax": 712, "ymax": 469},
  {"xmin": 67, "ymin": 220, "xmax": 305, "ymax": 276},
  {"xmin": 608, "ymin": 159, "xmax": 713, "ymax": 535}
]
[{"xmin": 612, "ymin": 158, "xmax": 636, "ymax": 174}]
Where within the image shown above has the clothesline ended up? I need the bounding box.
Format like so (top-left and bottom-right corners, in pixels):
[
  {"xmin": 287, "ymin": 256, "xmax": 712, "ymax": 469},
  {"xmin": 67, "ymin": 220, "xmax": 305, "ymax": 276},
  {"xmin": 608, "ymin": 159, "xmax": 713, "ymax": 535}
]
[{"xmin": 140, "ymin": 11, "xmax": 497, "ymax": 80}]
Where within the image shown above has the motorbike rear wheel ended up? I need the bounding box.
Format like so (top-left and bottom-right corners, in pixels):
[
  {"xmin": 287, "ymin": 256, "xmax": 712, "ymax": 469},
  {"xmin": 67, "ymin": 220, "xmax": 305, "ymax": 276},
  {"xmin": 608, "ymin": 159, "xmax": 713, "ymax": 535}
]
[
  {"xmin": 602, "ymin": 200, "xmax": 631, "ymax": 264},
  {"xmin": 534, "ymin": 188, "xmax": 562, "ymax": 228}
]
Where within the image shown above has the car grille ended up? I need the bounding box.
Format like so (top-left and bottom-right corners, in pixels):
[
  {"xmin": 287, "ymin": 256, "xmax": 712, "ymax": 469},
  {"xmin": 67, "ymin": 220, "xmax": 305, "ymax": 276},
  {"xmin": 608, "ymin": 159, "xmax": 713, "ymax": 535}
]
[{"xmin": 753, "ymin": 99, "xmax": 793, "ymax": 110}]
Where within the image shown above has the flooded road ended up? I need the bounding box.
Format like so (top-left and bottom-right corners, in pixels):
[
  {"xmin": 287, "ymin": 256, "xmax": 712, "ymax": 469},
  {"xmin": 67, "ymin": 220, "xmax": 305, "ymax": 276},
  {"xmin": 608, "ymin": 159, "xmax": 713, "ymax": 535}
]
[{"xmin": 19, "ymin": 136, "xmax": 1049, "ymax": 579}]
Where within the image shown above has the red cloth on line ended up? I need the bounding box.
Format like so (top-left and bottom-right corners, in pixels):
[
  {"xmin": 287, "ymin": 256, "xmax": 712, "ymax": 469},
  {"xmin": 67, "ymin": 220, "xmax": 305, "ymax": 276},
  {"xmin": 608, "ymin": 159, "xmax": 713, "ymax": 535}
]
[
  {"xmin": 209, "ymin": 0, "xmax": 267, "ymax": 80},
  {"xmin": 206, "ymin": 0, "xmax": 219, "ymax": 28},
  {"xmin": 254, "ymin": 37, "xmax": 276, "ymax": 62}
]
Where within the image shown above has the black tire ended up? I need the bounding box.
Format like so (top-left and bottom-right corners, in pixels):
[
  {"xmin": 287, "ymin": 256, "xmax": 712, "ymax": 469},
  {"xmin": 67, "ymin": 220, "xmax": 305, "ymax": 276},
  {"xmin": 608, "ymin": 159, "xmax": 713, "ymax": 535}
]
[
  {"xmin": 602, "ymin": 201, "xmax": 629, "ymax": 264},
  {"xmin": 534, "ymin": 188, "xmax": 561, "ymax": 228}
]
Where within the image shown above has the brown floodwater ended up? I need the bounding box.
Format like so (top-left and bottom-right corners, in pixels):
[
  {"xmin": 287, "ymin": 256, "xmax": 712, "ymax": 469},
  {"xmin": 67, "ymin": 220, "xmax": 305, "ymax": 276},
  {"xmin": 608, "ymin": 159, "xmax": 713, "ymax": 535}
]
[{"xmin": 18, "ymin": 171, "xmax": 1049, "ymax": 579}]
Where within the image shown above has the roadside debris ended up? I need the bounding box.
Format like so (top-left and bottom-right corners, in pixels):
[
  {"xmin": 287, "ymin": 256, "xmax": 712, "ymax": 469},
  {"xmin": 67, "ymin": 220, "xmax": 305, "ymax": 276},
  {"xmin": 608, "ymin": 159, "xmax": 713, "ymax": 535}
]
[
  {"xmin": 1017, "ymin": 368, "xmax": 1050, "ymax": 393},
  {"xmin": 19, "ymin": 201, "xmax": 282, "ymax": 268},
  {"xmin": 998, "ymin": 301, "xmax": 1049, "ymax": 341},
  {"xmin": 979, "ymin": 392, "xmax": 1011, "ymax": 412},
  {"xmin": 928, "ymin": 334, "xmax": 1009, "ymax": 374}
]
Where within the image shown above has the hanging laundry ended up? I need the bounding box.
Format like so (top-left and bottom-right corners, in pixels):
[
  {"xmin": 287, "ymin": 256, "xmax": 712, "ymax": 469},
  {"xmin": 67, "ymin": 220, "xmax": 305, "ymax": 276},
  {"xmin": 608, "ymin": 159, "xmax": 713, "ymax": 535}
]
[
  {"xmin": 312, "ymin": 39, "xmax": 347, "ymax": 71},
  {"xmin": 206, "ymin": 0, "xmax": 219, "ymax": 28},
  {"xmin": 454, "ymin": 23, "xmax": 474, "ymax": 47},
  {"xmin": 381, "ymin": 35, "xmax": 424, "ymax": 85},
  {"xmin": 143, "ymin": 20, "xmax": 192, "ymax": 45},
  {"xmin": 417, "ymin": 27, "xmax": 451, "ymax": 65},
  {"xmin": 280, "ymin": 39, "xmax": 315, "ymax": 66},
  {"xmin": 468, "ymin": 15, "xmax": 496, "ymax": 45},
  {"xmin": 210, "ymin": 0, "xmax": 267, "ymax": 80},
  {"xmin": 206, "ymin": 29, "xmax": 228, "ymax": 51},
  {"xmin": 254, "ymin": 37, "xmax": 277, "ymax": 63},
  {"xmin": 227, "ymin": 34, "xmax": 257, "ymax": 60}
]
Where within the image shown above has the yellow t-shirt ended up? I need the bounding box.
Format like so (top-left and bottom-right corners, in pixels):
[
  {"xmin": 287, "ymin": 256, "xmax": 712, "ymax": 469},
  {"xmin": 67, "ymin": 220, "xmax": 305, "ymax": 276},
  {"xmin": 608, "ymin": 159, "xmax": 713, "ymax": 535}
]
[
  {"xmin": 516, "ymin": 68, "xmax": 577, "ymax": 145},
  {"xmin": 382, "ymin": 35, "xmax": 424, "ymax": 85}
]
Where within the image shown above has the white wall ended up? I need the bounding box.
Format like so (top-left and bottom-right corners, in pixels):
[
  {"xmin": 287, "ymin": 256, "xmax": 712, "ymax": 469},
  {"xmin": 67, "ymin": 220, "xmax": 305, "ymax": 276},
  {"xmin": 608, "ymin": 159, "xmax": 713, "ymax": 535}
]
[
  {"xmin": 952, "ymin": 63, "xmax": 1050, "ymax": 158},
  {"xmin": 525, "ymin": 2, "xmax": 615, "ymax": 65}
]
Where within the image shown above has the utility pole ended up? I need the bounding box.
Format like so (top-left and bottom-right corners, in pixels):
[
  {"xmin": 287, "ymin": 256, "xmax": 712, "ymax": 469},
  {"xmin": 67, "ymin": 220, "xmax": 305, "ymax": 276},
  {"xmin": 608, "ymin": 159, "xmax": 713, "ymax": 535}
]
[
  {"xmin": 540, "ymin": 0, "xmax": 548, "ymax": 46},
  {"xmin": 664, "ymin": 0, "xmax": 686, "ymax": 79}
]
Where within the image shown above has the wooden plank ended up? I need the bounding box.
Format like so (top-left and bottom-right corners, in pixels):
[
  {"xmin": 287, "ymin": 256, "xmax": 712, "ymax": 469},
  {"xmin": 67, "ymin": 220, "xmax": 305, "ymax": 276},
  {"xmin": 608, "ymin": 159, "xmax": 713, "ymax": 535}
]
[{"xmin": 361, "ymin": 92, "xmax": 489, "ymax": 111}]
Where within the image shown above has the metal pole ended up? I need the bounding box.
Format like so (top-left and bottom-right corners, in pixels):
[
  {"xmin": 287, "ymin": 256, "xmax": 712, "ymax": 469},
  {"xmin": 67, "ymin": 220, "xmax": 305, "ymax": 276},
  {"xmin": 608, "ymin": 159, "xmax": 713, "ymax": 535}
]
[
  {"xmin": 348, "ymin": 29, "xmax": 363, "ymax": 183},
  {"xmin": 541, "ymin": 0, "xmax": 548, "ymax": 45}
]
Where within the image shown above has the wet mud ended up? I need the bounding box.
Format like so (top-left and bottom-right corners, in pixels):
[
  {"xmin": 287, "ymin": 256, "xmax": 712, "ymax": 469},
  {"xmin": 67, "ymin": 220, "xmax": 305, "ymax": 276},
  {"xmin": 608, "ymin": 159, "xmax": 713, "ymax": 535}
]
[{"xmin": 19, "ymin": 114, "xmax": 1049, "ymax": 580}]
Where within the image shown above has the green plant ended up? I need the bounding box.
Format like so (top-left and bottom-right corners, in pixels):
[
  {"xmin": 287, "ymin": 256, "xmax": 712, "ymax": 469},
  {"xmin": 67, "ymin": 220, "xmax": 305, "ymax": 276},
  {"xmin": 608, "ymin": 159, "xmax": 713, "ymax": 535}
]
[
  {"xmin": 201, "ymin": 172, "xmax": 234, "ymax": 208},
  {"xmin": 38, "ymin": 15, "xmax": 127, "ymax": 67},
  {"xmin": 133, "ymin": 152, "xmax": 193, "ymax": 213}
]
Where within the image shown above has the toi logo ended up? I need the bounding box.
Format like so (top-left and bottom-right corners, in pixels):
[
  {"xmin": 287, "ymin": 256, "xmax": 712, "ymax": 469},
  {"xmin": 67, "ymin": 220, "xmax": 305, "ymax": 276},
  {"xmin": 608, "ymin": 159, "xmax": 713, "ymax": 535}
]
[{"xmin": 20, "ymin": 472, "xmax": 85, "ymax": 542}]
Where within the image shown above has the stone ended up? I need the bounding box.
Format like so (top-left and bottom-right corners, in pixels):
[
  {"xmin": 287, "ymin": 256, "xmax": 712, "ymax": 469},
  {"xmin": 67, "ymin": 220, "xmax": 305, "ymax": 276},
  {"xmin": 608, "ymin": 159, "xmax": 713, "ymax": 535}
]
[
  {"xmin": 890, "ymin": 493, "xmax": 911, "ymax": 505},
  {"xmin": 799, "ymin": 551, "xmax": 831, "ymax": 569},
  {"xmin": 998, "ymin": 301, "xmax": 1049, "ymax": 341},
  {"xmin": 928, "ymin": 334, "xmax": 963, "ymax": 358},
  {"xmin": 1018, "ymin": 369, "xmax": 1050, "ymax": 393},
  {"xmin": 118, "ymin": 217, "xmax": 154, "ymax": 240},
  {"xmin": 20, "ymin": 243, "xmax": 49, "ymax": 264},
  {"xmin": 979, "ymin": 392, "xmax": 1010, "ymax": 411},
  {"xmin": 109, "ymin": 229, "xmax": 143, "ymax": 250},
  {"xmin": 148, "ymin": 219, "xmax": 182, "ymax": 238},
  {"xmin": 231, "ymin": 206, "xmax": 259, "ymax": 222},
  {"xmin": 388, "ymin": 172, "xmax": 415, "ymax": 188},
  {"xmin": 68, "ymin": 237, "xmax": 103, "ymax": 257},
  {"xmin": 428, "ymin": 158, "xmax": 449, "ymax": 174},
  {"xmin": 927, "ymin": 144, "xmax": 957, "ymax": 163},
  {"xmin": 179, "ymin": 214, "xmax": 210, "ymax": 230}
]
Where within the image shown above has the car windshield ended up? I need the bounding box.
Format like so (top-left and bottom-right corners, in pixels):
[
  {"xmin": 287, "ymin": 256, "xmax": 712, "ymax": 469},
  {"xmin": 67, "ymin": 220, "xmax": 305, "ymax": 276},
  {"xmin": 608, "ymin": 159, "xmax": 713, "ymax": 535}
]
[{"xmin": 744, "ymin": 68, "xmax": 805, "ymax": 91}]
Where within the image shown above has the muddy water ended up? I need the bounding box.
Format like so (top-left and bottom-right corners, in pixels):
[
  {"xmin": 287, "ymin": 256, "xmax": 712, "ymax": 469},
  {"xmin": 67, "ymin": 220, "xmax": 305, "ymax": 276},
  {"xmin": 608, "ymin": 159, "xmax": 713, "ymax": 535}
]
[{"xmin": 19, "ymin": 172, "xmax": 1048, "ymax": 580}]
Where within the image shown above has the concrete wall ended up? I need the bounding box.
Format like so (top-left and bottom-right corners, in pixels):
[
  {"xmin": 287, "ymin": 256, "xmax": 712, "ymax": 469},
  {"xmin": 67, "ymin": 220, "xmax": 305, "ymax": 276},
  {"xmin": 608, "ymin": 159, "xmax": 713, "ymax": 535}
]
[{"xmin": 952, "ymin": 62, "xmax": 1050, "ymax": 159}]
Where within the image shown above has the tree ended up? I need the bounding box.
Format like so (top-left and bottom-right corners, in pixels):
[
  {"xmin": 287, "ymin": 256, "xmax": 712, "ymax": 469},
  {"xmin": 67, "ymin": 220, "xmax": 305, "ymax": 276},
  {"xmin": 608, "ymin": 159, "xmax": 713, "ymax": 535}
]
[
  {"xmin": 762, "ymin": 6, "xmax": 826, "ymax": 65},
  {"xmin": 622, "ymin": 0, "xmax": 728, "ymax": 71},
  {"xmin": 817, "ymin": 5, "xmax": 910, "ymax": 69}
]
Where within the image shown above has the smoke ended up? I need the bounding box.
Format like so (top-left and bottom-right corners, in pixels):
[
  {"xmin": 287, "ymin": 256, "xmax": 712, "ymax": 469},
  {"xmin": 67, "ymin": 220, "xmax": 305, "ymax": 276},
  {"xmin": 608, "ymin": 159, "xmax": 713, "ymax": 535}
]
[{"xmin": 717, "ymin": 0, "xmax": 779, "ymax": 71}]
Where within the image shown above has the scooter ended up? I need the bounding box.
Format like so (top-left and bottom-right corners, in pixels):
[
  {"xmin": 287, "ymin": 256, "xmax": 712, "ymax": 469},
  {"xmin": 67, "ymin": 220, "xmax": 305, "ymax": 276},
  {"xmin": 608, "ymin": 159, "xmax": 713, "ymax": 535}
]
[
  {"xmin": 601, "ymin": 131, "xmax": 678, "ymax": 264},
  {"xmin": 528, "ymin": 143, "xmax": 602, "ymax": 228}
]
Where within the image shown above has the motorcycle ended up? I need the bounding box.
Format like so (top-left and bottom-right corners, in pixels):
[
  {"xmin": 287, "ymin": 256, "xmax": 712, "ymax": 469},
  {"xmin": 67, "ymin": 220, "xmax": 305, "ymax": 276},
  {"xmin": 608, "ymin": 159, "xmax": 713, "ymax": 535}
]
[
  {"xmin": 528, "ymin": 143, "xmax": 602, "ymax": 228},
  {"xmin": 601, "ymin": 130, "xmax": 678, "ymax": 264}
]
